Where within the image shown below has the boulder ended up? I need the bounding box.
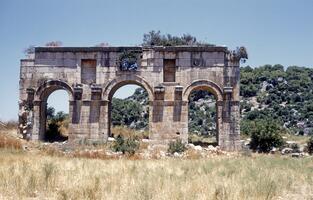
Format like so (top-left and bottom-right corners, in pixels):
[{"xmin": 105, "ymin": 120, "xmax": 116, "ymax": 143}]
[
  {"xmin": 186, "ymin": 143, "xmax": 195, "ymax": 148},
  {"xmin": 173, "ymin": 152, "xmax": 182, "ymax": 157},
  {"xmin": 194, "ymin": 145, "xmax": 203, "ymax": 151},
  {"xmin": 270, "ymin": 147, "xmax": 277, "ymax": 154},
  {"xmin": 291, "ymin": 153, "xmax": 300, "ymax": 158},
  {"xmin": 207, "ymin": 145, "xmax": 216, "ymax": 151},
  {"xmin": 281, "ymin": 147, "xmax": 293, "ymax": 155}
]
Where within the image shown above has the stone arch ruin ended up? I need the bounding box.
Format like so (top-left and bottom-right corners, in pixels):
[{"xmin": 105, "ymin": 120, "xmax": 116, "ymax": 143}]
[{"xmin": 19, "ymin": 46, "xmax": 246, "ymax": 151}]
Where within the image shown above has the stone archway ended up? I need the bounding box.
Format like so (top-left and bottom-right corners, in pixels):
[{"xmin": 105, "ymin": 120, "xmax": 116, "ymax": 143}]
[
  {"xmin": 103, "ymin": 74, "xmax": 154, "ymax": 101},
  {"xmin": 182, "ymin": 80, "xmax": 223, "ymax": 102},
  {"xmin": 32, "ymin": 80, "xmax": 74, "ymax": 140},
  {"xmin": 102, "ymin": 75, "xmax": 154, "ymax": 137},
  {"xmin": 182, "ymin": 80, "xmax": 224, "ymax": 146}
]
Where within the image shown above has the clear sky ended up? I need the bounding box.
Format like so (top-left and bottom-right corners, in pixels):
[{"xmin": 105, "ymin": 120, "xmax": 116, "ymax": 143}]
[{"xmin": 0, "ymin": 0, "xmax": 313, "ymax": 121}]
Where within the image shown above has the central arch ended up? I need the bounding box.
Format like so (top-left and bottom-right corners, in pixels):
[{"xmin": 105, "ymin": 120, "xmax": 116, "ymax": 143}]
[
  {"xmin": 103, "ymin": 75, "xmax": 154, "ymax": 101},
  {"xmin": 102, "ymin": 75, "xmax": 154, "ymax": 137},
  {"xmin": 183, "ymin": 80, "xmax": 223, "ymax": 102}
]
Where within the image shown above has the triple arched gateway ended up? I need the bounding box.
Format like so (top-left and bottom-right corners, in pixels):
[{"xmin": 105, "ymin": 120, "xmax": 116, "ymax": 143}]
[{"xmin": 19, "ymin": 46, "xmax": 246, "ymax": 151}]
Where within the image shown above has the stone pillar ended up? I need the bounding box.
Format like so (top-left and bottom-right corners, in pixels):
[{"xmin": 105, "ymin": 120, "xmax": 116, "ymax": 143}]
[
  {"xmin": 150, "ymin": 85, "xmax": 165, "ymax": 142},
  {"xmin": 221, "ymin": 86, "xmax": 241, "ymax": 151},
  {"xmin": 69, "ymin": 86, "xmax": 83, "ymax": 141},
  {"xmin": 229, "ymin": 101, "xmax": 241, "ymax": 150},
  {"xmin": 32, "ymin": 101, "xmax": 41, "ymax": 140},
  {"xmin": 99, "ymin": 100, "xmax": 109, "ymax": 141},
  {"xmin": 89, "ymin": 85, "xmax": 102, "ymax": 141},
  {"xmin": 150, "ymin": 85, "xmax": 187, "ymax": 143},
  {"xmin": 216, "ymin": 101, "xmax": 224, "ymax": 147}
]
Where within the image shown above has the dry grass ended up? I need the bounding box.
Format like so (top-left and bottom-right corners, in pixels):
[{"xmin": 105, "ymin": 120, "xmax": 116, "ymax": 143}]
[
  {"xmin": 283, "ymin": 134, "xmax": 310, "ymax": 145},
  {"xmin": 0, "ymin": 131, "xmax": 23, "ymax": 150},
  {"xmin": 111, "ymin": 126, "xmax": 149, "ymax": 139},
  {"xmin": 0, "ymin": 149, "xmax": 312, "ymax": 200},
  {"xmin": 1, "ymin": 128, "xmax": 312, "ymax": 199}
]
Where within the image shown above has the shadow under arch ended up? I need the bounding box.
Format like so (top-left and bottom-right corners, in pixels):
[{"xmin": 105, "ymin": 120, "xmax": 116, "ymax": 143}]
[
  {"xmin": 102, "ymin": 75, "xmax": 154, "ymax": 137},
  {"xmin": 183, "ymin": 80, "xmax": 224, "ymax": 146},
  {"xmin": 35, "ymin": 80, "xmax": 73, "ymax": 141},
  {"xmin": 182, "ymin": 80, "xmax": 223, "ymax": 102},
  {"xmin": 102, "ymin": 75, "xmax": 154, "ymax": 101}
]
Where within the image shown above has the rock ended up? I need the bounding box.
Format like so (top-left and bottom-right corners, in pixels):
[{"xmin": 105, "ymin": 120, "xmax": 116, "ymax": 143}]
[
  {"xmin": 291, "ymin": 153, "xmax": 300, "ymax": 158},
  {"xmin": 186, "ymin": 143, "xmax": 195, "ymax": 148},
  {"xmin": 207, "ymin": 145, "xmax": 216, "ymax": 151},
  {"xmin": 194, "ymin": 145, "xmax": 202, "ymax": 151},
  {"xmin": 270, "ymin": 147, "xmax": 277, "ymax": 154},
  {"xmin": 286, "ymin": 141, "xmax": 296, "ymax": 145},
  {"xmin": 159, "ymin": 151, "xmax": 166, "ymax": 158},
  {"xmin": 173, "ymin": 152, "xmax": 180, "ymax": 157},
  {"xmin": 142, "ymin": 139, "xmax": 149, "ymax": 143},
  {"xmin": 281, "ymin": 148, "xmax": 293, "ymax": 155}
]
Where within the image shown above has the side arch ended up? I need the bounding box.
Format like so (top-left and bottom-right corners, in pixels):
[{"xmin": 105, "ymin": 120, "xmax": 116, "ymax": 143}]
[
  {"xmin": 102, "ymin": 74, "xmax": 154, "ymax": 101},
  {"xmin": 35, "ymin": 80, "xmax": 74, "ymax": 101},
  {"xmin": 33, "ymin": 80, "xmax": 73, "ymax": 141},
  {"xmin": 183, "ymin": 80, "xmax": 223, "ymax": 102}
]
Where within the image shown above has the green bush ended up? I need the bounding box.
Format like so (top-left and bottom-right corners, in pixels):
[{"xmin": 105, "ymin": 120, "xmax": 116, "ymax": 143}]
[
  {"xmin": 249, "ymin": 119, "xmax": 284, "ymax": 153},
  {"xmin": 111, "ymin": 135, "xmax": 139, "ymax": 155},
  {"xmin": 167, "ymin": 139, "xmax": 187, "ymax": 154},
  {"xmin": 290, "ymin": 143, "xmax": 300, "ymax": 153},
  {"xmin": 307, "ymin": 136, "xmax": 313, "ymax": 154}
]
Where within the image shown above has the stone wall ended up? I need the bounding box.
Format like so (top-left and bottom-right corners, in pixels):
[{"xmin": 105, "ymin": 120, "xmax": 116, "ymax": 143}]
[{"xmin": 19, "ymin": 46, "xmax": 243, "ymax": 151}]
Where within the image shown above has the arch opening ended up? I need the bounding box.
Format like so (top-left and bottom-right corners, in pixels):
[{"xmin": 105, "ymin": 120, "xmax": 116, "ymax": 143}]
[
  {"xmin": 108, "ymin": 83, "xmax": 150, "ymax": 139},
  {"xmin": 187, "ymin": 88, "xmax": 219, "ymax": 146},
  {"xmin": 39, "ymin": 87, "xmax": 71, "ymax": 142}
]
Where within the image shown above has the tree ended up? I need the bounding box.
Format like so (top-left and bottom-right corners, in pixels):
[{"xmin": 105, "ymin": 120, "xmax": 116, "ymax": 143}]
[
  {"xmin": 46, "ymin": 107, "xmax": 55, "ymax": 120},
  {"xmin": 249, "ymin": 119, "xmax": 284, "ymax": 153}
]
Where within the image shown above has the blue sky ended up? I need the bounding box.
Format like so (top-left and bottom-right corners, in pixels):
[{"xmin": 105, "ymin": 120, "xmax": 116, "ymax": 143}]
[{"xmin": 0, "ymin": 0, "xmax": 313, "ymax": 120}]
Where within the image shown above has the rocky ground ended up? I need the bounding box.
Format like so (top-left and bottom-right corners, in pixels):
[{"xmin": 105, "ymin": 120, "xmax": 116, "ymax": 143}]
[{"xmin": 1, "ymin": 128, "xmax": 311, "ymax": 160}]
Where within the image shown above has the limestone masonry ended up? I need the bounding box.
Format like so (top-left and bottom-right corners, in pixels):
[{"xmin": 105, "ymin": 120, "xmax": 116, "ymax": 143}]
[{"xmin": 19, "ymin": 46, "xmax": 247, "ymax": 151}]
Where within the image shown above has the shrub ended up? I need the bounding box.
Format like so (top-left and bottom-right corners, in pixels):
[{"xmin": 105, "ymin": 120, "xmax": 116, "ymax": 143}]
[
  {"xmin": 307, "ymin": 136, "xmax": 313, "ymax": 154},
  {"xmin": 249, "ymin": 119, "xmax": 284, "ymax": 153},
  {"xmin": 167, "ymin": 139, "xmax": 187, "ymax": 154},
  {"xmin": 290, "ymin": 143, "xmax": 300, "ymax": 153},
  {"xmin": 111, "ymin": 135, "xmax": 139, "ymax": 155}
]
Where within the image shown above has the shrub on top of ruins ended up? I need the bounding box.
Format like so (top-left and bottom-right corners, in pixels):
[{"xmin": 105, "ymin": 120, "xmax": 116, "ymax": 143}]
[
  {"xmin": 45, "ymin": 41, "xmax": 62, "ymax": 47},
  {"xmin": 142, "ymin": 30, "xmax": 215, "ymax": 47}
]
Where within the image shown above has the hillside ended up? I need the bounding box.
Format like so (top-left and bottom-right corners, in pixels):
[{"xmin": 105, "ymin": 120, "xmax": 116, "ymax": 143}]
[{"xmin": 112, "ymin": 65, "xmax": 313, "ymax": 137}]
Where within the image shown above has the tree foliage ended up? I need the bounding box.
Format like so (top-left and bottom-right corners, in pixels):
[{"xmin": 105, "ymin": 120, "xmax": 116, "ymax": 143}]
[
  {"xmin": 240, "ymin": 65, "xmax": 313, "ymax": 134},
  {"xmin": 249, "ymin": 119, "xmax": 284, "ymax": 153},
  {"xmin": 111, "ymin": 88, "xmax": 148, "ymax": 130},
  {"xmin": 45, "ymin": 107, "xmax": 69, "ymax": 142}
]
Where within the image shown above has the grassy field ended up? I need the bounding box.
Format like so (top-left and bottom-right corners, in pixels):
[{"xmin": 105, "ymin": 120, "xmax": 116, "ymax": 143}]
[
  {"xmin": 1, "ymin": 129, "xmax": 313, "ymax": 199},
  {"xmin": 0, "ymin": 149, "xmax": 313, "ymax": 200}
]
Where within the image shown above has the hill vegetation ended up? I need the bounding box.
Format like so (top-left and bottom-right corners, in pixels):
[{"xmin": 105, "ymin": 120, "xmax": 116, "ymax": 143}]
[{"xmin": 111, "ymin": 65, "xmax": 313, "ymax": 143}]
